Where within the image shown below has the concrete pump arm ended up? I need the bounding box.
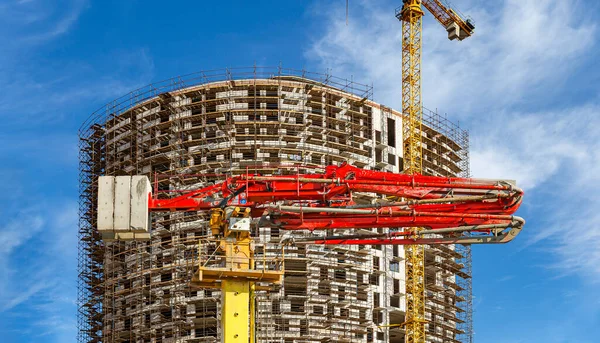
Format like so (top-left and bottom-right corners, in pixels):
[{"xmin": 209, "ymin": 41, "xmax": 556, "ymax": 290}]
[{"xmin": 98, "ymin": 162, "xmax": 524, "ymax": 246}]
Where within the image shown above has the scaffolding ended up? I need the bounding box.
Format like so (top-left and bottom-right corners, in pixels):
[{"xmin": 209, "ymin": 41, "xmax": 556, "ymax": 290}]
[
  {"xmin": 421, "ymin": 108, "xmax": 472, "ymax": 343},
  {"xmin": 78, "ymin": 67, "xmax": 471, "ymax": 343}
]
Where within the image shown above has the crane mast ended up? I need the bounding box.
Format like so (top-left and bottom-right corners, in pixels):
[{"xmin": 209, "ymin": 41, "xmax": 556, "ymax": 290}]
[
  {"xmin": 396, "ymin": 1, "xmax": 474, "ymax": 342},
  {"xmin": 397, "ymin": 2, "xmax": 426, "ymax": 343}
]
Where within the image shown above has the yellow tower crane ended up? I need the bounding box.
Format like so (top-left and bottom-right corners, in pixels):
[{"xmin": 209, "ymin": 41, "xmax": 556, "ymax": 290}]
[{"xmin": 395, "ymin": 1, "xmax": 475, "ymax": 343}]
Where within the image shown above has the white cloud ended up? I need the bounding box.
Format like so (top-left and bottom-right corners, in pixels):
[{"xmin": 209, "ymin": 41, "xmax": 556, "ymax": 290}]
[
  {"xmin": 2, "ymin": 282, "xmax": 51, "ymax": 312},
  {"xmin": 471, "ymin": 104, "xmax": 600, "ymax": 282},
  {"xmin": 308, "ymin": 0, "xmax": 595, "ymax": 116},
  {"xmin": 0, "ymin": 214, "xmax": 43, "ymax": 255},
  {"xmin": 0, "ymin": 1, "xmax": 154, "ymax": 124},
  {"xmin": 471, "ymin": 105, "xmax": 598, "ymax": 190},
  {"xmin": 0, "ymin": 201, "xmax": 78, "ymax": 340},
  {"xmin": 0, "ymin": 210, "xmax": 45, "ymax": 309},
  {"xmin": 307, "ymin": 0, "xmax": 600, "ymax": 282},
  {"xmin": 0, "ymin": 0, "xmax": 87, "ymax": 45}
]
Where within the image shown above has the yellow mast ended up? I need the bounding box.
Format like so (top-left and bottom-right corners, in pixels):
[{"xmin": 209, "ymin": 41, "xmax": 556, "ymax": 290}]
[
  {"xmin": 193, "ymin": 207, "xmax": 284, "ymax": 343},
  {"xmin": 397, "ymin": 1, "xmax": 426, "ymax": 343},
  {"xmin": 396, "ymin": 1, "xmax": 474, "ymax": 342}
]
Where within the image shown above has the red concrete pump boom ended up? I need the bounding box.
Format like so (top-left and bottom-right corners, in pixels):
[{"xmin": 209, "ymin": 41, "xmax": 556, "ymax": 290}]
[{"xmin": 144, "ymin": 163, "xmax": 524, "ymax": 245}]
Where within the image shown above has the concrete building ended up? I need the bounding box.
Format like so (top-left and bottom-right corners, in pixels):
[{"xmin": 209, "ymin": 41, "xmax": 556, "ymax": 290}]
[{"xmin": 78, "ymin": 67, "xmax": 472, "ymax": 343}]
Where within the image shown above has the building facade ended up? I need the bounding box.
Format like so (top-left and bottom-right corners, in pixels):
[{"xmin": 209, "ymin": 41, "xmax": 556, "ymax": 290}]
[{"xmin": 78, "ymin": 68, "xmax": 471, "ymax": 343}]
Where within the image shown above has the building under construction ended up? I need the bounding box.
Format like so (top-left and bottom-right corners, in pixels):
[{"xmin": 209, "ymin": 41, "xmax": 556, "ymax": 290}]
[{"xmin": 78, "ymin": 67, "xmax": 472, "ymax": 343}]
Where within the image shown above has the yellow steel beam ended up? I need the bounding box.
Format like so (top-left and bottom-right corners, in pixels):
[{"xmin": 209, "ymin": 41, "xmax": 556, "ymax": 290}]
[
  {"xmin": 194, "ymin": 268, "xmax": 284, "ymax": 284},
  {"xmin": 222, "ymin": 280, "xmax": 250, "ymax": 343},
  {"xmin": 222, "ymin": 209, "xmax": 253, "ymax": 343}
]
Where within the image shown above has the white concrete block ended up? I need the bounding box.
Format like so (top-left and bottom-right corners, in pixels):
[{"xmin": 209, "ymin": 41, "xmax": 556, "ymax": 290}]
[
  {"xmin": 113, "ymin": 176, "xmax": 131, "ymax": 232},
  {"xmin": 130, "ymin": 176, "xmax": 151, "ymax": 233},
  {"xmin": 98, "ymin": 175, "xmax": 153, "ymax": 241},
  {"xmin": 446, "ymin": 22, "xmax": 459, "ymax": 40},
  {"xmin": 97, "ymin": 176, "xmax": 115, "ymax": 232},
  {"xmin": 114, "ymin": 232, "xmax": 150, "ymax": 241},
  {"xmin": 134, "ymin": 232, "xmax": 151, "ymax": 240}
]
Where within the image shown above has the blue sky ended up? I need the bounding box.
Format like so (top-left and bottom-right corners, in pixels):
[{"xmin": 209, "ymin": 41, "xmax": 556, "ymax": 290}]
[{"xmin": 0, "ymin": 0, "xmax": 599, "ymax": 342}]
